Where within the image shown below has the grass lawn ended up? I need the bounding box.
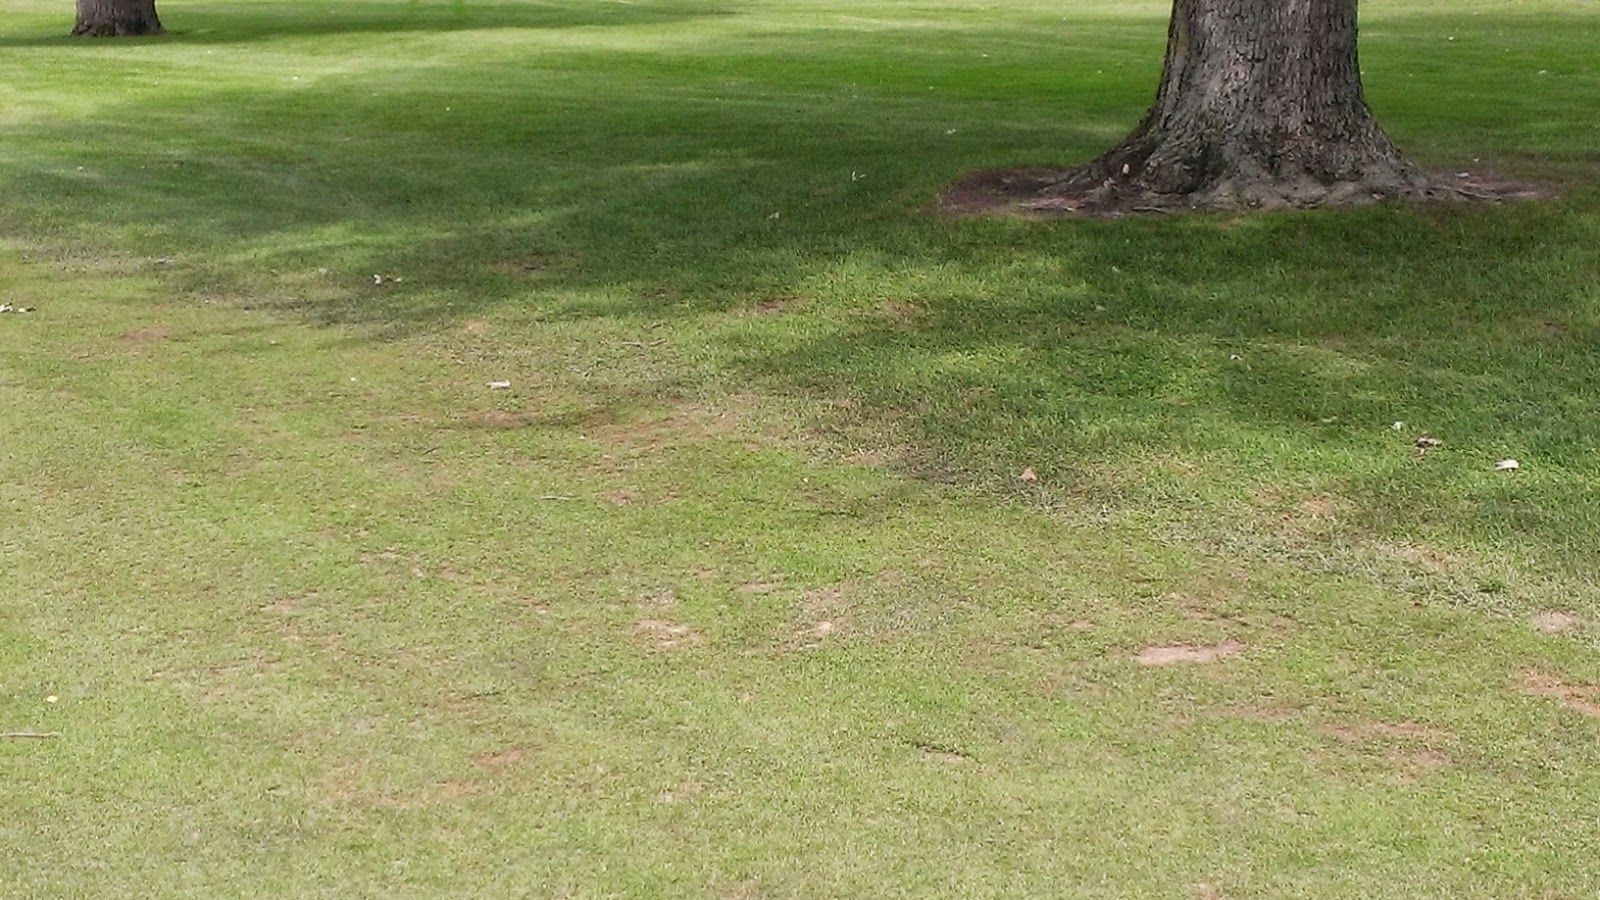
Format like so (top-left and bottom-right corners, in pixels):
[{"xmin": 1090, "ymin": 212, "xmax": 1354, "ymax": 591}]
[{"xmin": 2, "ymin": 0, "xmax": 1599, "ymax": 895}]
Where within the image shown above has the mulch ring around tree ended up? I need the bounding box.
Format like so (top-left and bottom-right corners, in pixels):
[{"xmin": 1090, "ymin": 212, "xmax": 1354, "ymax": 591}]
[{"xmin": 937, "ymin": 166, "xmax": 1563, "ymax": 219}]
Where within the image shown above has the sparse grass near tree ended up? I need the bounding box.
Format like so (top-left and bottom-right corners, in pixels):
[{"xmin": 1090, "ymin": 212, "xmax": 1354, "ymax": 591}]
[{"xmin": 2, "ymin": 1, "xmax": 1599, "ymax": 896}]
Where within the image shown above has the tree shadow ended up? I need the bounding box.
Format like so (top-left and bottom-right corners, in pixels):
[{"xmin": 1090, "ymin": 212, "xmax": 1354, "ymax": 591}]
[
  {"xmin": 0, "ymin": 0, "xmax": 732, "ymax": 47},
  {"xmin": 2, "ymin": 7, "xmax": 1597, "ymax": 576}
]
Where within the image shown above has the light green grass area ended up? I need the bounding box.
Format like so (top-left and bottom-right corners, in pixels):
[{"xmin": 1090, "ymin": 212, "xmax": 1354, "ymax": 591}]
[{"xmin": 3, "ymin": 1, "xmax": 1599, "ymax": 896}]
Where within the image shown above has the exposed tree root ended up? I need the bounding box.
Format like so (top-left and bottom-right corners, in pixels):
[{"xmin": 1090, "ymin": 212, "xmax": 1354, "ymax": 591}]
[
  {"xmin": 70, "ymin": 18, "xmax": 163, "ymax": 37},
  {"xmin": 940, "ymin": 164, "xmax": 1558, "ymax": 219}
]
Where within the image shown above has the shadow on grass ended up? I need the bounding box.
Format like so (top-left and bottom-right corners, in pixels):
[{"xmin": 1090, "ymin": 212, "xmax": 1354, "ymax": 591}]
[
  {"xmin": 0, "ymin": 0, "xmax": 732, "ymax": 47},
  {"xmin": 2, "ymin": 8, "xmax": 1598, "ymax": 575}
]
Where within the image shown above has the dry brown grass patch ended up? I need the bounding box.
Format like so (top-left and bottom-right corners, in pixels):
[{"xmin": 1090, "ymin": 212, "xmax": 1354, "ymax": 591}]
[
  {"xmin": 582, "ymin": 397, "xmax": 752, "ymax": 452},
  {"xmin": 636, "ymin": 618, "xmax": 700, "ymax": 651},
  {"xmin": 320, "ymin": 758, "xmax": 482, "ymax": 809},
  {"xmin": 792, "ymin": 585, "xmax": 850, "ymax": 647},
  {"xmin": 1531, "ymin": 611, "xmax": 1584, "ymax": 634},
  {"xmin": 122, "ymin": 324, "xmax": 169, "ymax": 345},
  {"xmin": 747, "ymin": 294, "xmax": 805, "ymax": 316},
  {"xmin": 472, "ymin": 747, "xmax": 529, "ymax": 770},
  {"xmin": 1319, "ymin": 720, "xmax": 1456, "ymax": 784},
  {"xmin": 1519, "ymin": 670, "xmax": 1600, "ymax": 718}
]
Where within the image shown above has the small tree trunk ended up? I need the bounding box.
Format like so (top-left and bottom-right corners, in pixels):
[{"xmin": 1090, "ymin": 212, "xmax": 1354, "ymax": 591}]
[
  {"xmin": 1048, "ymin": 0, "xmax": 1437, "ymax": 210},
  {"xmin": 72, "ymin": 0, "xmax": 163, "ymax": 37}
]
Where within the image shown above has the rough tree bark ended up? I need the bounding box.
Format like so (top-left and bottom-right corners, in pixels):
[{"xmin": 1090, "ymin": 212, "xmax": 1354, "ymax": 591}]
[
  {"xmin": 1053, "ymin": 0, "xmax": 1433, "ymax": 210},
  {"xmin": 72, "ymin": 0, "xmax": 163, "ymax": 37},
  {"xmin": 950, "ymin": 0, "xmax": 1508, "ymax": 215}
]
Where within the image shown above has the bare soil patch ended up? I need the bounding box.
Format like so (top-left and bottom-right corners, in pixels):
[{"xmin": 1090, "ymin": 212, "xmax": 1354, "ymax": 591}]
[
  {"xmin": 1321, "ymin": 720, "xmax": 1446, "ymax": 742},
  {"xmin": 472, "ymin": 747, "xmax": 528, "ymax": 770},
  {"xmin": 1297, "ymin": 495, "xmax": 1341, "ymax": 519},
  {"xmin": 1319, "ymin": 720, "xmax": 1456, "ymax": 783},
  {"xmin": 748, "ymin": 294, "xmax": 804, "ymax": 316},
  {"xmin": 792, "ymin": 585, "xmax": 850, "ymax": 648},
  {"xmin": 636, "ymin": 618, "xmax": 700, "ymax": 651},
  {"xmin": 939, "ymin": 167, "xmax": 1561, "ymax": 219},
  {"xmin": 1519, "ymin": 670, "xmax": 1600, "ymax": 718},
  {"xmin": 1134, "ymin": 640, "xmax": 1245, "ymax": 666},
  {"xmin": 638, "ymin": 588, "xmax": 678, "ymax": 610},
  {"xmin": 122, "ymin": 325, "xmax": 169, "ymax": 345},
  {"xmin": 582, "ymin": 397, "xmax": 750, "ymax": 452},
  {"xmin": 863, "ymin": 298, "xmax": 927, "ymax": 326},
  {"xmin": 1531, "ymin": 611, "xmax": 1584, "ymax": 634}
]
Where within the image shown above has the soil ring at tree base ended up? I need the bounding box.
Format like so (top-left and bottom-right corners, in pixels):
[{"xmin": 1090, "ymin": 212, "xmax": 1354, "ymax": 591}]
[{"xmin": 938, "ymin": 167, "xmax": 1562, "ymax": 219}]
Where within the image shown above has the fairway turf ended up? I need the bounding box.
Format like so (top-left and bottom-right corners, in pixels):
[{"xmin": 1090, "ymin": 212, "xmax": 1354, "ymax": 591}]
[{"xmin": 3, "ymin": 1, "xmax": 1599, "ymax": 896}]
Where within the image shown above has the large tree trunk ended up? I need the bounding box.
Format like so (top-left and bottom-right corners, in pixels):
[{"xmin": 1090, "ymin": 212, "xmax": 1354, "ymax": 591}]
[
  {"xmin": 72, "ymin": 0, "xmax": 163, "ymax": 37},
  {"xmin": 1044, "ymin": 0, "xmax": 1440, "ymax": 211}
]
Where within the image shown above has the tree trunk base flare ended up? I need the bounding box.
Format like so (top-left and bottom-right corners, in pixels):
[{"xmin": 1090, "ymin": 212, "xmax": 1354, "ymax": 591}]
[
  {"xmin": 942, "ymin": 0, "xmax": 1557, "ymax": 218},
  {"xmin": 940, "ymin": 163, "xmax": 1556, "ymax": 219},
  {"xmin": 71, "ymin": 18, "xmax": 163, "ymax": 36}
]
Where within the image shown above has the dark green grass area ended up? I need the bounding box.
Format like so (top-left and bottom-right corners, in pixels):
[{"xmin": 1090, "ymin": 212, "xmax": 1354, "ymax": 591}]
[{"xmin": 3, "ymin": 1, "xmax": 1600, "ymax": 896}]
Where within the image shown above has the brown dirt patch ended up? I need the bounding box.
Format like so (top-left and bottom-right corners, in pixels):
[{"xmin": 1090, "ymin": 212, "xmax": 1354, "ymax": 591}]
[
  {"xmin": 840, "ymin": 443, "xmax": 911, "ymax": 468},
  {"xmin": 1319, "ymin": 720, "xmax": 1455, "ymax": 783},
  {"xmin": 639, "ymin": 588, "xmax": 678, "ymax": 610},
  {"xmin": 582, "ymin": 397, "xmax": 750, "ymax": 452},
  {"xmin": 1250, "ymin": 487, "xmax": 1349, "ymax": 536},
  {"xmin": 122, "ymin": 325, "xmax": 169, "ymax": 345},
  {"xmin": 939, "ymin": 167, "xmax": 1561, "ymax": 219},
  {"xmin": 792, "ymin": 585, "xmax": 850, "ymax": 647},
  {"xmin": 1386, "ymin": 747, "xmax": 1452, "ymax": 783},
  {"xmin": 472, "ymin": 747, "xmax": 528, "ymax": 770},
  {"xmin": 1321, "ymin": 720, "xmax": 1443, "ymax": 742},
  {"xmin": 1134, "ymin": 640, "xmax": 1245, "ymax": 666},
  {"xmin": 864, "ymin": 298, "xmax": 927, "ymax": 327},
  {"xmin": 1297, "ymin": 494, "xmax": 1342, "ymax": 520},
  {"xmin": 1393, "ymin": 541, "xmax": 1467, "ymax": 573},
  {"xmin": 748, "ymin": 294, "xmax": 804, "ymax": 316},
  {"xmin": 1531, "ymin": 611, "xmax": 1584, "ymax": 634},
  {"xmin": 1519, "ymin": 670, "xmax": 1600, "ymax": 718},
  {"xmin": 55, "ymin": 251, "xmax": 146, "ymax": 275},
  {"xmin": 636, "ymin": 618, "xmax": 700, "ymax": 651}
]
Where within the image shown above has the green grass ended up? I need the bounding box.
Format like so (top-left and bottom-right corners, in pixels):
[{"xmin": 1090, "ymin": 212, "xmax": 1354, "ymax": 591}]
[{"xmin": 3, "ymin": 0, "xmax": 1600, "ymax": 896}]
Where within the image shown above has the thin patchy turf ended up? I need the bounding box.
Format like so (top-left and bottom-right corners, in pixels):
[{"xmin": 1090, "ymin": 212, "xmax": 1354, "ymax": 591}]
[{"xmin": 2, "ymin": 1, "xmax": 1599, "ymax": 896}]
